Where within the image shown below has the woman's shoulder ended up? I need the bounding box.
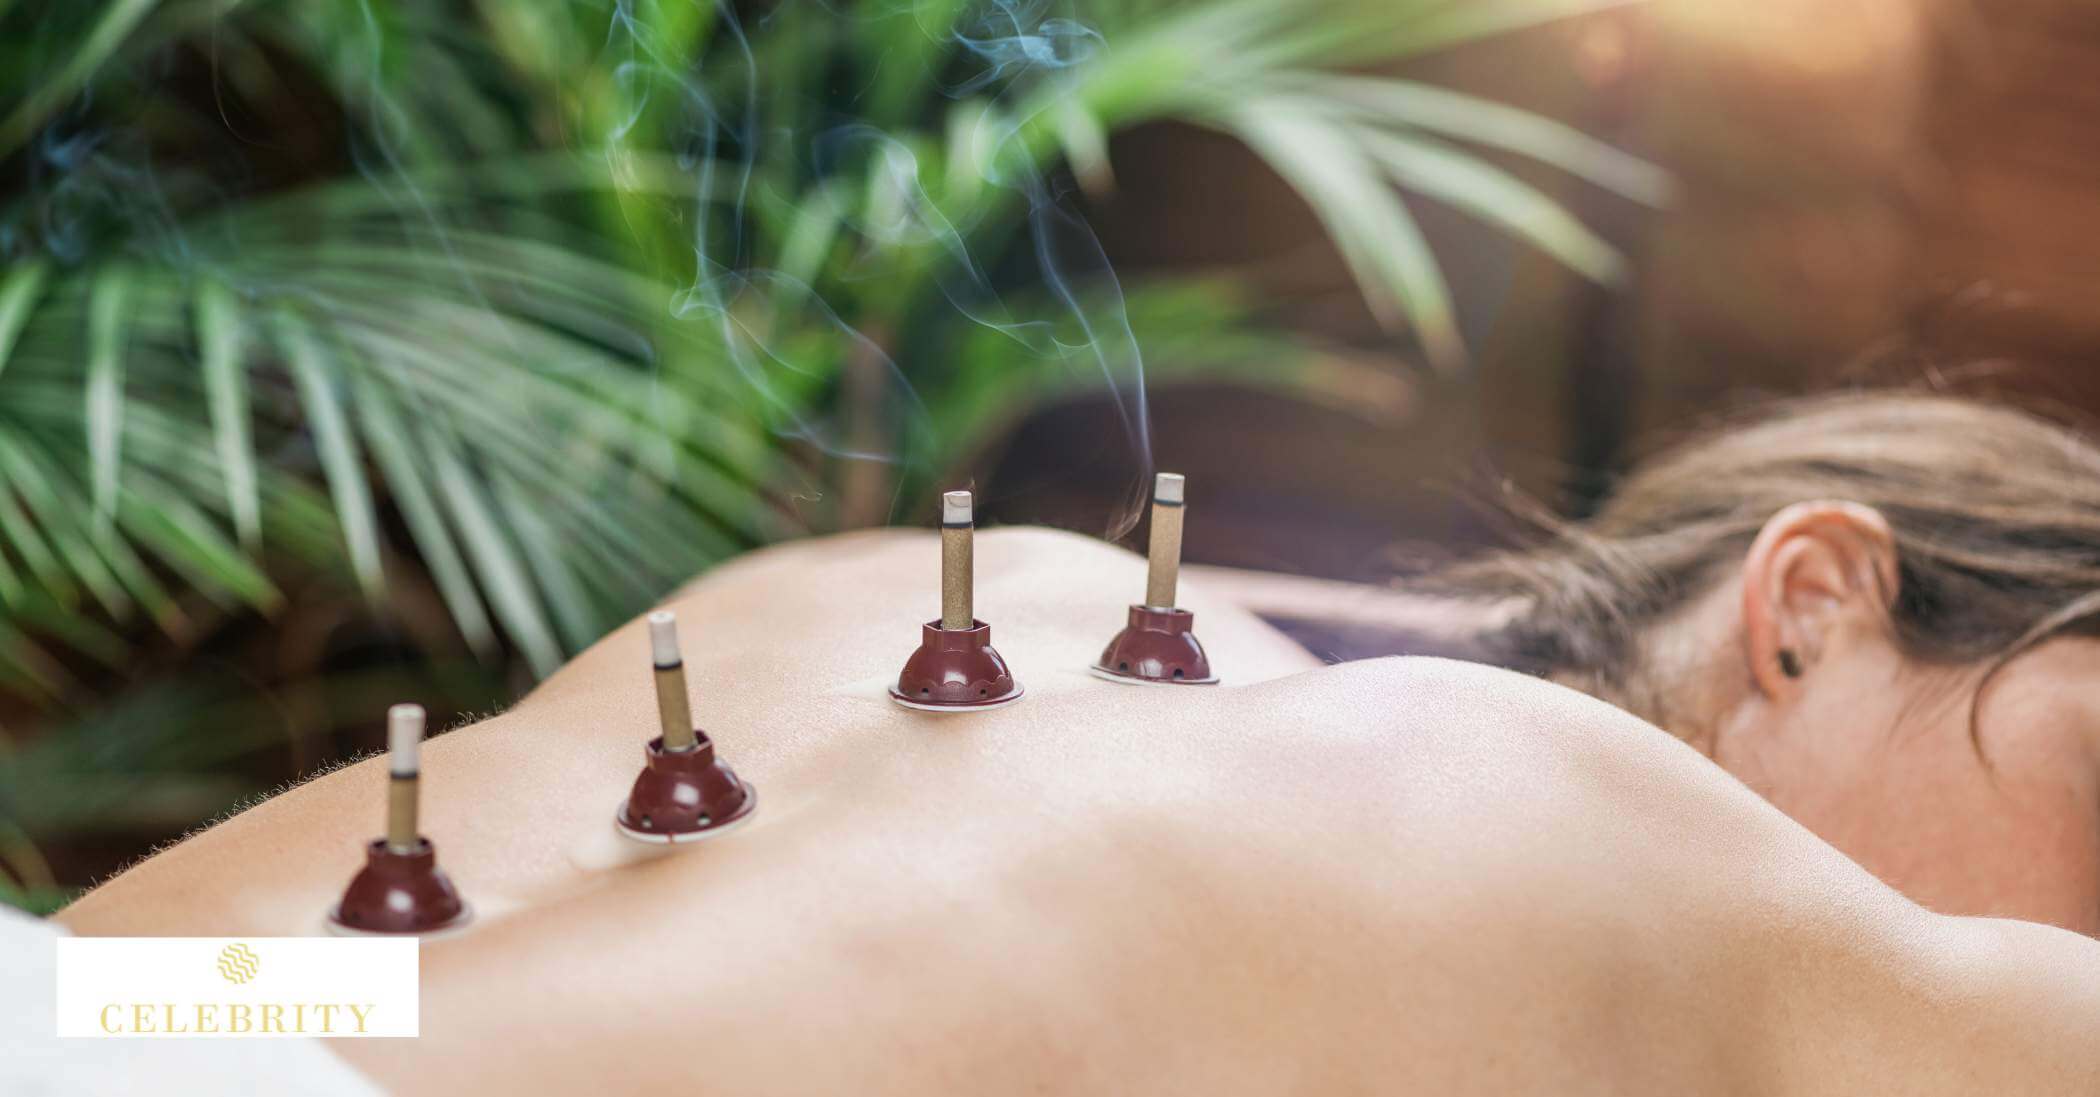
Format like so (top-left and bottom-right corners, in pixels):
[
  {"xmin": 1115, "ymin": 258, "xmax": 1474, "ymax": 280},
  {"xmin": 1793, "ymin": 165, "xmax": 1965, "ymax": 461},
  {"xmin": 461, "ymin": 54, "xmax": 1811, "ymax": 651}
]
[
  {"xmin": 1279, "ymin": 659, "xmax": 2100, "ymax": 1095},
  {"xmin": 1155, "ymin": 655, "xmax": 2057, "ymax": 1090}
]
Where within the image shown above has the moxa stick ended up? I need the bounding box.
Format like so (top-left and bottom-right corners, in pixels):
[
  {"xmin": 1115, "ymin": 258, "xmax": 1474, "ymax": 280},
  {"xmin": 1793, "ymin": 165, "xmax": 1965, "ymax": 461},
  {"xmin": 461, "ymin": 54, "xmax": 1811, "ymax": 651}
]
[
  {"xmin": 941, "ymin": 491, "xmax": 974, "ymax": 631},
  {"xmin": 1144, "ymin": 473, "xmax": 1185, "ymax": 609},
  {"xmin": 385, "ymin": 704, "xmax": 424, "ymax": 854},
  {"xmin": 648, "ymin": 611, "xmax": 698, "ymax": 753}
]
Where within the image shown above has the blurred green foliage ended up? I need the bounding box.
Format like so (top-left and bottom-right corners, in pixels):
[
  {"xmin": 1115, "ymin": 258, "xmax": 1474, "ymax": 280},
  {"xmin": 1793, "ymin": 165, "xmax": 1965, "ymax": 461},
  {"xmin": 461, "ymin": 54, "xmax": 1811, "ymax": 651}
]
[{"xmin": 0, "ymin": 0, "xmax": 1658, "ymax": 908}]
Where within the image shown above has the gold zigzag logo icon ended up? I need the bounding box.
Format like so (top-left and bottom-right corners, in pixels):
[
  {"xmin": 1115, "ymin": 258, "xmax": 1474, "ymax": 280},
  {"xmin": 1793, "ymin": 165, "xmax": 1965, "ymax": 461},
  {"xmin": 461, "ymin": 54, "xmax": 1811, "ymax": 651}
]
[{"xmin": 216, "ymin": 942, "xmax": 260, "ymax": 985}]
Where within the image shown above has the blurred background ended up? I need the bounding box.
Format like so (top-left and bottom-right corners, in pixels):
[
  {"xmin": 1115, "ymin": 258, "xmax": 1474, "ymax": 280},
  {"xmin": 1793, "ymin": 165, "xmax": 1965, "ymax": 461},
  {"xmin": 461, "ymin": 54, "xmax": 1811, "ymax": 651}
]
[{"xmin": 4, "ymin": 0, "xmax": 2098, "ymax": 913}]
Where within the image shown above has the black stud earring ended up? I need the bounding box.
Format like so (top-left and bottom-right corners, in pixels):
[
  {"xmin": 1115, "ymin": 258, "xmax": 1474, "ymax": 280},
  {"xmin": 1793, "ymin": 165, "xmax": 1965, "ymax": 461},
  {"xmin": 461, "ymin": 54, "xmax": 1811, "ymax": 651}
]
[{"xmin": 1777, "ymin": 649, "xmax": 1803, "ymax": 678}]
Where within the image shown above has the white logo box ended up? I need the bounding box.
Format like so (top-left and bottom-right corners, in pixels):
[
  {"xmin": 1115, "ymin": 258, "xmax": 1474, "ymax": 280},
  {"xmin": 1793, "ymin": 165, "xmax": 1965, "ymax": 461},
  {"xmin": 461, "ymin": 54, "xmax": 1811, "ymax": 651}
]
[{"xmin": 55, "ymin": 937, "xmax": 419, "ymax": 1038}]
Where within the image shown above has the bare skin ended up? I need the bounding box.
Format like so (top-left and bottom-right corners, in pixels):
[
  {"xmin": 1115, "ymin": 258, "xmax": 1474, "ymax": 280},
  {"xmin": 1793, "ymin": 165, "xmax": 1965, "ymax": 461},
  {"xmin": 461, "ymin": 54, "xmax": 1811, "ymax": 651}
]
[{"xmin": 57, "ymin": 528, "xmax": 2100, "ymax": 1095}]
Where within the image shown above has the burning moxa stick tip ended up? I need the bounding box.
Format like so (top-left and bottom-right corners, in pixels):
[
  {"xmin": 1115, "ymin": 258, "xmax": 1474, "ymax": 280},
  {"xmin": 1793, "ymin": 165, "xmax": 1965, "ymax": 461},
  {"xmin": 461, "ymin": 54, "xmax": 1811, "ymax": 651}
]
[
  {"xmin": 387, "ymin": 704, "xmax": 425, "ymax": 777},
  {"xmin": 1153, "ymin": 472, "xmax": 1185, "ymax": 505},
  {"xmin": 942, "ymin": 490, "xmax": 973, "ymax": 526},
  {"xmin": 647, "ymin": 609, "xmax": 682, "ymax": 667}
]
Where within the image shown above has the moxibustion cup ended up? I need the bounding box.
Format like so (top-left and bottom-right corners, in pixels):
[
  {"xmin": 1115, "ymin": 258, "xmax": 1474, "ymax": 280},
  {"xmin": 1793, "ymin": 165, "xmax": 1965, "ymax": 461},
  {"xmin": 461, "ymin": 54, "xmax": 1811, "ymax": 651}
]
[
  {"xmin": 1092, "ymin": 473, "xmax": 1218, "ymax": 686},
  {"xmin": 890, "ymin": 490, "xmax": 1024, "ymax": 711},
  {"xmin": 615, "ymin": 611, "xmax": 757, "ymax": 843}
]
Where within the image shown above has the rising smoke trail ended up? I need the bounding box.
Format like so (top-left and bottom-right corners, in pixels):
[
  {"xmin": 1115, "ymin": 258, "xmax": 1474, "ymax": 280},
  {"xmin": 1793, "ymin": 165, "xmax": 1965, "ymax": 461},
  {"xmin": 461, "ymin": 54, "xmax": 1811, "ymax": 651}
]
[{"xmin": 603, "ymin": 0, "xmax": 1159, "ymax": 534}]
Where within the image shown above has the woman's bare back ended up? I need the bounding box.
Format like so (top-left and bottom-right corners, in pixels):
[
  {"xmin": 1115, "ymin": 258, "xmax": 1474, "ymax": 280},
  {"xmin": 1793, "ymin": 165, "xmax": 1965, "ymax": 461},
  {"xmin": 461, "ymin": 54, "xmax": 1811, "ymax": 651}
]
[{"xmin": 56, "ymin": 529, "xmax": 2100, "ymax": 1095}]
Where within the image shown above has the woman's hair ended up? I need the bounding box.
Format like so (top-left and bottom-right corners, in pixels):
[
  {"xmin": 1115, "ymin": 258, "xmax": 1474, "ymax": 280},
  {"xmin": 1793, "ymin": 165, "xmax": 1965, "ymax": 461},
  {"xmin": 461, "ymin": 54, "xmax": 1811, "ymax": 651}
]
[{"xmin": 1435, "ymin": 391, "xmax": 2100, "ymax": 717}]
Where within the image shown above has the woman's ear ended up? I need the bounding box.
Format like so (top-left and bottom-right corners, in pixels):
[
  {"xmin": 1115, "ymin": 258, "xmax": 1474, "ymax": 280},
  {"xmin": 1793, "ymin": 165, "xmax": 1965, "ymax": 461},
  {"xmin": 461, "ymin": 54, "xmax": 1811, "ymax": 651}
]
[{"xmin": 1738, "ymin": 501, "xmax": 1899, "ymax": 699}]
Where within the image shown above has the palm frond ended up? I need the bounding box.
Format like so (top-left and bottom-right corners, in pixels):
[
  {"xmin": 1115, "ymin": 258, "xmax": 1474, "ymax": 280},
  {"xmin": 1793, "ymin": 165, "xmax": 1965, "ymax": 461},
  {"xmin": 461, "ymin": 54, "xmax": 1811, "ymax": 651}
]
[
  {"xmin": 1300, "ymin": 74, "xmax": 1671, "ymax": 205},
  {"xmin": 194, "ymin": 278, "xmax": 261, "ymax": 549},
  {"xmin": 0, "ymin": 205, "xmax": 801, "ymax": 681},
  {"xmin": 1225, "ymin": 99, "xmax": 1465, "ymax": 369}
]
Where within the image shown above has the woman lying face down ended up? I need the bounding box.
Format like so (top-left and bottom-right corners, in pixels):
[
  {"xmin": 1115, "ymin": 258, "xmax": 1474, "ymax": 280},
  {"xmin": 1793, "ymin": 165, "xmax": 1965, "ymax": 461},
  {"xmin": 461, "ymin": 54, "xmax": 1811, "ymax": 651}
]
[
  {"xmin": 1431, "ymin": 392, "xmax": 2100, "ymax": 933},
  {"xmin": 45, "ymin": 391, "xmax": 2100, "ymax": 1095}
]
